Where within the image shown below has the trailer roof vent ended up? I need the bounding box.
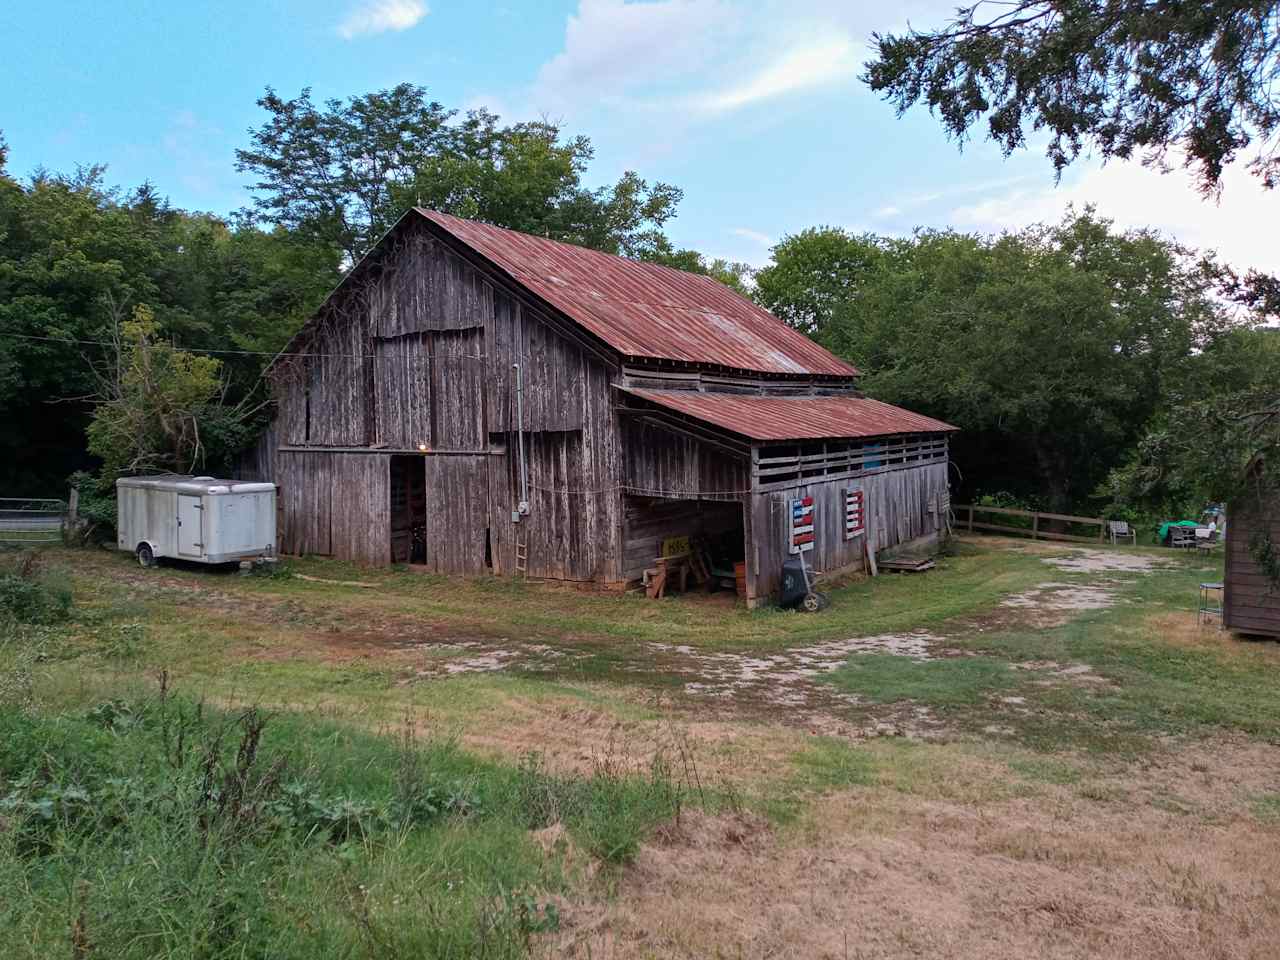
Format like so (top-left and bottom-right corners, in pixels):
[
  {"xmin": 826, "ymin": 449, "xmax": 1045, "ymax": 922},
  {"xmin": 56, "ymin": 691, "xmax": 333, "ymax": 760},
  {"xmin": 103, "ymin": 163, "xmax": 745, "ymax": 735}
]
[{"xmin": 193, "ymin": 476, "xmax": 216, "ymax": 482}]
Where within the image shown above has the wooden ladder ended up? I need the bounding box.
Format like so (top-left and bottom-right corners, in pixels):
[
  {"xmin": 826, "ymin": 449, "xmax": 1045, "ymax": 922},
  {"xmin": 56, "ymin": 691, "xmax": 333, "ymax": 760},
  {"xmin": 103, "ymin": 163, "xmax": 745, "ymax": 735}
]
[{"xmin": 514, "ymin": 533, "xmax": 529, "ymax": 578}]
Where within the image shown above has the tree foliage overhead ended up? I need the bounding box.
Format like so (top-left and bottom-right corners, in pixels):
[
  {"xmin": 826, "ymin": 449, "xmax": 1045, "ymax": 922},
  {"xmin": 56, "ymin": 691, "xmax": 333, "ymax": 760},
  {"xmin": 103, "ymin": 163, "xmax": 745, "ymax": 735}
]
[
  {"xmin": 236, "ymin": 84, "xmax": 685, "ymax": 263},
  {"xmin": 754, "ymin": 208, "xmax": 1231, "ymax": 513},
  {"xmin": 864, "ymin": 1, "xmax": 1280, "ymax": 195}
]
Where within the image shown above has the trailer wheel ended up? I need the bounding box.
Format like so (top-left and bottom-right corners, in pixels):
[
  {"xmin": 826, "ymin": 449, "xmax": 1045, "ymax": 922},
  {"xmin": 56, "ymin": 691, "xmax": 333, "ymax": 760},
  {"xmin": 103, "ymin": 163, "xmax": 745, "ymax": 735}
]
[{"xmin": 136, "ymin": 543, "xmax": 156, "ymax": 568}]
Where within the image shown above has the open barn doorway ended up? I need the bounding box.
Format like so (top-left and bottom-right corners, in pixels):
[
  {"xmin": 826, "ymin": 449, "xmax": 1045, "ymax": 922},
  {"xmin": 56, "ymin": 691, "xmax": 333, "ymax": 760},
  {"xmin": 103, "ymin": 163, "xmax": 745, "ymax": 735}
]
[
  {"xmin": 389, "ymin": 455, "xmax": 426, "ymax": 564},
  {"xmin": 622, "ymin": 495, "xmax": 747, "ymax": 599}
]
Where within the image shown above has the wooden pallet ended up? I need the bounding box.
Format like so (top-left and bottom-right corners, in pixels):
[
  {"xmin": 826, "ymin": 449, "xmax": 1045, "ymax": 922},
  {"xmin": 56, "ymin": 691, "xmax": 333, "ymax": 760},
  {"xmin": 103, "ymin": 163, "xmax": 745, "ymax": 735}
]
[{"xmin": 877, "ymin": 556, "xmax": 936, "ymax": 573}]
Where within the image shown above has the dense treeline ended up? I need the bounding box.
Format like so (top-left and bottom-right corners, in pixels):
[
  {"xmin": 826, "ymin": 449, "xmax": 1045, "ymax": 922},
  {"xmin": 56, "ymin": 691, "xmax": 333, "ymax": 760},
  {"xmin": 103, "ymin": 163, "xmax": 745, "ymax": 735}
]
[
  {"xmin": 1, "ymin": 81, "xmax": 1274, "ymax": 525},
  {"xmin": 754, "ymin": 212, "xmax": 1280, "ymax": 519},
  {"xmin": 0, "ymin": 86, "xmax": 741, "ymax": 497}
]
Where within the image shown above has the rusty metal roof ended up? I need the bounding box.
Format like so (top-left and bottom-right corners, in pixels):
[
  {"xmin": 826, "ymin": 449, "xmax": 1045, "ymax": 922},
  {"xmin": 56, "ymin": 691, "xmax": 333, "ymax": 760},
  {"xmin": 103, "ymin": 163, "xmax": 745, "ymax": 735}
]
[
  {"xmin": 417, "ymin": 209, "xmax": 857, "ymax": 378},
  {"xmin": 622, "ymin": 388, "xmax": 958, "ymax": 441}
]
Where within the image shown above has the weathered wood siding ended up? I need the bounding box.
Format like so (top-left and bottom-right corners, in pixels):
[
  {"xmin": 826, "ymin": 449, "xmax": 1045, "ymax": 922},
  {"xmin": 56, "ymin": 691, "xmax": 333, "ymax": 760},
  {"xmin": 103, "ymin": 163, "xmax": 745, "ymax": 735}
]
[
  {"xmin": 1225, "ymin": 495, "xmax": 1280, "ymax": 637},
  {"xmin": 622, "ymin": 420, "xmax": 749, "ymax": 500},
  {"xmin": 748, "ymin": 459, "xmax": 949, "ymax": 604},
  {"xmin": 621, "ymin": 497, "xmax": 744, "ymax": 582},
  {"xmin": 268, "ymin": 218, "xmax": 622, "ymax": 574}
]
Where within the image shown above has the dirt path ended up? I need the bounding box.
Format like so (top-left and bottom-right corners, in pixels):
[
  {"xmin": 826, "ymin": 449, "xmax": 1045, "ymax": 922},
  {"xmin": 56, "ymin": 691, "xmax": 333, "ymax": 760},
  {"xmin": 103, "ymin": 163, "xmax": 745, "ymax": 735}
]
[{"xmin": 88, "ymin": 543, "xmax": 1173, "ymax": 737}]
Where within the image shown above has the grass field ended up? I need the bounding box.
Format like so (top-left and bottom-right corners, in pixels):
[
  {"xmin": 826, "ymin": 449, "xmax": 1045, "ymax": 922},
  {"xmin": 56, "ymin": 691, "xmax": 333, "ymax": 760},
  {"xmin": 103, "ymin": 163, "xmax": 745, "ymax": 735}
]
[{"xmin": 3, "ymin": 536, "xmax": 1280, "ymax": 958}]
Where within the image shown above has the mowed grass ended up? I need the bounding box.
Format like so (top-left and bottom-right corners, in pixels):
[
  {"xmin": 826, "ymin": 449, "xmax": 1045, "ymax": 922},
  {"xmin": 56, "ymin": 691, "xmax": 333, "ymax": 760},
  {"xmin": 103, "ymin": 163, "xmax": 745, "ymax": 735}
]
[
  {"xmin": 9, "ymin": 538, "xmax": 1280, "ymax": 957},
  {"xmin": 51, "ymin": 538, "xmax": 1055, "ymax": 652},
  {"xmin": 813, "ymin": 546, "xmax": 1280, "ymax": 755}
]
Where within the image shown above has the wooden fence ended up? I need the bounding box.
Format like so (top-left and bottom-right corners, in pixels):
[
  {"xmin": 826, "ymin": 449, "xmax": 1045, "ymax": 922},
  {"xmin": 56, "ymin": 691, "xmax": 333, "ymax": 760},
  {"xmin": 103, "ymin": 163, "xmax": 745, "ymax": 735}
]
[{"xmin": 954, "ymin": 504, "xmax": 1106, "ymax": 543}]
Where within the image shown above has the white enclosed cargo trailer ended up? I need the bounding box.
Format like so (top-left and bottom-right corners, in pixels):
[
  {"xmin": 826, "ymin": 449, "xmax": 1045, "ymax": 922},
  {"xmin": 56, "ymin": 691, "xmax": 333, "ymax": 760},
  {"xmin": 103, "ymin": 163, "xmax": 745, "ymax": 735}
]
[{"xmin": 117, "ymin": 475, "xmax": 277, "ymax": 568}]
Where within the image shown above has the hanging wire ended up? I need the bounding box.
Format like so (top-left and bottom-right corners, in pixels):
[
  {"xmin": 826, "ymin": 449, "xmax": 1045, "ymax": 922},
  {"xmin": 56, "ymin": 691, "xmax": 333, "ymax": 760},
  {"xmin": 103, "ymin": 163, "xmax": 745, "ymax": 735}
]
[
  {"xmin": 524, "ymin": 479, "xmax": 753, "ymax": 498},
  {"xmin": 0, "ymin": 331, "xmax": 487, "ymax": 361}
]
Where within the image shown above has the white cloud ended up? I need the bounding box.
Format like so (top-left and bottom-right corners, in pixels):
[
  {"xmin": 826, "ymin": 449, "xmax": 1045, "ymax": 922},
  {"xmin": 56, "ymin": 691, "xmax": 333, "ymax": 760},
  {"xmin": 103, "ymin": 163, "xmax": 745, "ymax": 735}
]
[
  {"xmin": 951, "ymin": 155, "xmax": 1280, "ymax": 276},
  {"xmin": 731, "ymin": 226, "xmax": 773, "ymax": 246},
  {"xmin": 527, "ymin": 0, "xmax": 863, "ymax": 120},
  {"xmin": 694, "ymin": 35, "xmax": 858, "ymax": 113},
  {"xmin": 337, "ymin": 0, "xmax": 427, "ymax": 40},
  {"xmin": 532, "ymin": 0, "xmax": 730, "ymax": 111}
]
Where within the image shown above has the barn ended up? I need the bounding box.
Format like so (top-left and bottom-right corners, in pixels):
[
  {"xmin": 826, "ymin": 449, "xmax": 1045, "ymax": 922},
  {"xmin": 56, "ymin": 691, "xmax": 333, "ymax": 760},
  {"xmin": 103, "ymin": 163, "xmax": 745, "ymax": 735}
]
[{"xmin": 242, "ymin": 208, "xmax": 956, "ymax": 606}]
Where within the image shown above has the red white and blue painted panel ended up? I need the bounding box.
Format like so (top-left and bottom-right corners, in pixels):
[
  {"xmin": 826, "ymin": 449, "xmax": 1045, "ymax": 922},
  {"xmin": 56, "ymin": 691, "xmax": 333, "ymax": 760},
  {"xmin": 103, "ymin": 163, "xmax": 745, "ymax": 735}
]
[
  {"xmin": 844, "ymin": 489, "xmax": 865, "ymax": 539},
  {"xmin": 789, "ymin": 496, "xmax": 815, "ymax": 554}
]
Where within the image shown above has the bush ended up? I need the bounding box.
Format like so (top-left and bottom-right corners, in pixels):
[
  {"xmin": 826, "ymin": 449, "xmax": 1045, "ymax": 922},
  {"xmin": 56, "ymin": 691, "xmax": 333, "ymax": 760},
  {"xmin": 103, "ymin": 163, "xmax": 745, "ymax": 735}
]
[
  {"xmin": 66, "ymin": 471, "xmax": 117, "ymax": 544},
  {"xmin": 0, "ymin": 693, "xmax": 695, "ymax": 957},
  {"xmin": 0, "ymin": 554, "xmax": 72, "ymax": 624}
]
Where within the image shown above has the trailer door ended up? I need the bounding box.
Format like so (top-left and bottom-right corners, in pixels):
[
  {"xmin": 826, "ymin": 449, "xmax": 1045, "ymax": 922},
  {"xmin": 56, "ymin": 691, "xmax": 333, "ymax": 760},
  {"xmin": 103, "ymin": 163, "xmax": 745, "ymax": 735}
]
[{"xmin": 177, "ymin": 495, "xmax": 203, "ymax": 557}]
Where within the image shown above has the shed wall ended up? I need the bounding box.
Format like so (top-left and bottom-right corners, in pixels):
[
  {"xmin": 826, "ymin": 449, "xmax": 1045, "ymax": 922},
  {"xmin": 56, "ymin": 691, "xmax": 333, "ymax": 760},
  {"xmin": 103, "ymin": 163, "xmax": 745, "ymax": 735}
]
[
  {"xmin": 1225, "ymin": 496, "xmax": 1280, "ymax": 637},
  {"xmin": 749, "ymin": 461, "xmax": 949, "ymax": 604}
]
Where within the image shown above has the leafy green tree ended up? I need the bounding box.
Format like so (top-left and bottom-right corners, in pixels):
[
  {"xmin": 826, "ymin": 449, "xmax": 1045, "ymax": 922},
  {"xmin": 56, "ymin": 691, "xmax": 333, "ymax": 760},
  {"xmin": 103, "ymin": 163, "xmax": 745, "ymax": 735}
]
[
  {"xmin": 753, "ymin": 228, "xmax": 887, "ymax": 335},
  {"xmin": 756, "ymin": 209, "xmax": 1229, "ymax": 513},
  {"xmin": 863, "ymin": 2, "xmax": 1280, "ymax": 501},
  {"xmin": 0, "ymin": 136, "xmax": 338, "ymax": 495},
  {"xmin": 86, "ymin": 305, "xmax": 239, "ymax": 479},
  {"xmin": 236, "ymin": 85, "xmax": 684, "ymax": 263},
  {"xmin": 1104, "ymin": 327, "xmax": 1280, "ymax": 514},
  {"xmin": 864, "ymin": 1, "xmax": 1280, "ymax": 195}
]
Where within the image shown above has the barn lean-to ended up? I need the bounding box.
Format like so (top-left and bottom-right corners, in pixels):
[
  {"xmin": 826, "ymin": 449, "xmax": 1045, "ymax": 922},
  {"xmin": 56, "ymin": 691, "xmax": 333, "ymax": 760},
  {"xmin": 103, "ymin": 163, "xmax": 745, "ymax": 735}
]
[{"xmin": 240, "ymin": 208, "xmax": 956, "ymax": 607}]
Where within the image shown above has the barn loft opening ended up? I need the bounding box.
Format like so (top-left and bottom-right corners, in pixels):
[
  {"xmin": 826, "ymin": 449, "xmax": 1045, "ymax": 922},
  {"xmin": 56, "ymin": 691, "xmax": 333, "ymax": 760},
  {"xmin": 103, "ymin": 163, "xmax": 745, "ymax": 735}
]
[
  {"xmin": 622, "ymin": 495, "xmax": 746, "ymax": 597},
  {"xmin": 389, "ymin": 455, "xmax": 426, "ymax": 564}
]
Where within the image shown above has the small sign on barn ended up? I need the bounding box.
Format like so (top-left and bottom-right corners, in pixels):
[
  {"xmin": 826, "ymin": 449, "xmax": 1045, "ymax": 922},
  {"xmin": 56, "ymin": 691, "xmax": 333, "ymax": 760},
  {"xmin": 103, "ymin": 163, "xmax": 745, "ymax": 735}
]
[
  {"xmin": 844, "ymin": 489, "xmax": 865, "ymax": 539},
  {"xmin": 790, "ymin": 496, "xmax": 815, "ymax": 554}
]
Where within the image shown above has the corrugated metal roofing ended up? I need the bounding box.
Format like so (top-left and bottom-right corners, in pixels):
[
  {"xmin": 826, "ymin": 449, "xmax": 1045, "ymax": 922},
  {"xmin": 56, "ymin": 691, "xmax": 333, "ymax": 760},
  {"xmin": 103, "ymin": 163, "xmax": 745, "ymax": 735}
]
[
  {"xmin": 416, "ymin": 209, "xmax": 857, "ymax": 378},
  {"xmin": 622, "ymin": 388, "xmax": 958, "ymax": 441}
]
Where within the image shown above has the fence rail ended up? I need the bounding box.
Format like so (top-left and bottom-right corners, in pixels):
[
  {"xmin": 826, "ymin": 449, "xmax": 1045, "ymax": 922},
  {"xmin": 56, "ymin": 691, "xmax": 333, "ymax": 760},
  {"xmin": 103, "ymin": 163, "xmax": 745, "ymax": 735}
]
[
  {"xmin": 0, "ymin": 498, "xmax": 67, "ymax": 543},
  {"xmin": 953, "ymin": 504, "xmax": 1106, "ymax": 544}
]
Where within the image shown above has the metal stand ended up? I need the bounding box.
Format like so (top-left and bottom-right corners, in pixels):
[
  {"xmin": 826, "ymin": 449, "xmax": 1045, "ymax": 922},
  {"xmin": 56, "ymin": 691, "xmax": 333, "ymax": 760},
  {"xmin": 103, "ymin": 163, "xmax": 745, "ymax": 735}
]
[{"xmin": 1198, "ymin": 581, "xmax": 1223, "ymax": 628}]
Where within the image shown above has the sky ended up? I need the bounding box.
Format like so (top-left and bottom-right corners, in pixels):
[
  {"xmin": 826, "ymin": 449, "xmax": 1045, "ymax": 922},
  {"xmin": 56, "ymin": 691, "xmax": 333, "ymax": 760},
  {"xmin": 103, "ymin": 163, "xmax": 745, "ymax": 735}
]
[{"xmin": 2, "ymin": 0, "xmax": 1275, "ymax": 275}]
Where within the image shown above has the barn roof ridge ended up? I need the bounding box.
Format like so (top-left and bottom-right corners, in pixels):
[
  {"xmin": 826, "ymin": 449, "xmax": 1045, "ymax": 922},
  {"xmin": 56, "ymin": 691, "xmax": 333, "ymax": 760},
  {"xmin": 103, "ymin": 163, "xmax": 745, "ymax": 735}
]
[{"xmin": 413, "ymin": 208, "xmax": 858, "ymax": 378}]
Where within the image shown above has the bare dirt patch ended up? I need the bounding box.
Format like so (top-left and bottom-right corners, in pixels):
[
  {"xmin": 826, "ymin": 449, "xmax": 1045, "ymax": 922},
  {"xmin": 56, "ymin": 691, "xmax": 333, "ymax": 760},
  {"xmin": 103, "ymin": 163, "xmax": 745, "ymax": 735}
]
[{"xmin": 1041, "ymin": 549, "xmax": 1171, "ymax": 574}]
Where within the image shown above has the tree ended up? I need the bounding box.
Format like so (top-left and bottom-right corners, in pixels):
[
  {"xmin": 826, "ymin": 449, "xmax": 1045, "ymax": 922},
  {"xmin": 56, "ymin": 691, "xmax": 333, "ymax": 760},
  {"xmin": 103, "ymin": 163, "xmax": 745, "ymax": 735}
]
[
  {"xmin": 236, "ymin": 85, "xmax": 685, "ymax": 263},
  {"xmin": 0, "ymin": 138, "xmax": 338, "ymax": 495},
  {"xmin": 755, "ymin": 209, "xmax": 1230, "ymax": 513},
  {"xmin": 864, "ymin": 1, "xmax": 1280, "ymax": 195},
  {"xmin": 863, "ymin": 3, "xmax": 1280, "ymax": 510},
  {"xmin": 85, "ymin": 304, "xmax": 242, "ymax": 479},
  {"xmin": 1104, "ymin": 327, "xmax": 1280, "ymax": 514},
  {"xmin": 753, "ymin": 228, "xmax": 888, "ymax": 335}
]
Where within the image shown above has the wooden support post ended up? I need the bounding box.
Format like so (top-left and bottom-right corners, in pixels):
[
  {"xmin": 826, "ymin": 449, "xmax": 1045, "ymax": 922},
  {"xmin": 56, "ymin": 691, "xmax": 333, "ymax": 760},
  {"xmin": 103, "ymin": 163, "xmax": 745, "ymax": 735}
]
[{"xmin": 1032, "ymin": 513, "xmax": 1039, "ymax": 540}]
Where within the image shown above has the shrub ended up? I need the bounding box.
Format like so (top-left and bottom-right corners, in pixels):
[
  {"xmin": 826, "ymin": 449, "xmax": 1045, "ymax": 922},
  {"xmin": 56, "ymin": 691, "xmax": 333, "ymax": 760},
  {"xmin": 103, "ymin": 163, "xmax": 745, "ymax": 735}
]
[{"xmin": 0, "ymin": 554, "xmax": 72, "ymax": 625}]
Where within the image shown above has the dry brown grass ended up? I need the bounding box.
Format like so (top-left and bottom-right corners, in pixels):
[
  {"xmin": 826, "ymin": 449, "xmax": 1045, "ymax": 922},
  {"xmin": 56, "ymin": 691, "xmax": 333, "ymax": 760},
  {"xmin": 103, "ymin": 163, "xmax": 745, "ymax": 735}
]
[{"xmin": 549, "ymin": 737, "xmax": 1280, "ymax": 960}]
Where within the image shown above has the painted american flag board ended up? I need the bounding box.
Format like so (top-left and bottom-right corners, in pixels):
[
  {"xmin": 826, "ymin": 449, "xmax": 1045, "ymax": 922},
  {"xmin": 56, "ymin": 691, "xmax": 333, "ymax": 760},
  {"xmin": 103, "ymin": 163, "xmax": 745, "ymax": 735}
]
[
  {"xmin": 789, "ymin": 496, "xmax": 815, "ymax": 554},
  {"xmin": 844, "ymin": 489, "xmax": 865, "ymax": 539}
]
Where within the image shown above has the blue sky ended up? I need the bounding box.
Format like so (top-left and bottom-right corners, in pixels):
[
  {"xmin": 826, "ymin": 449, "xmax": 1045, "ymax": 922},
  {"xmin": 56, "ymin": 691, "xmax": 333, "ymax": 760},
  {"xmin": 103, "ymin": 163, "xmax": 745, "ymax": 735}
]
[{"xmin": 3, "ymin": 0, "xmax": 1274, "ymax": 273}]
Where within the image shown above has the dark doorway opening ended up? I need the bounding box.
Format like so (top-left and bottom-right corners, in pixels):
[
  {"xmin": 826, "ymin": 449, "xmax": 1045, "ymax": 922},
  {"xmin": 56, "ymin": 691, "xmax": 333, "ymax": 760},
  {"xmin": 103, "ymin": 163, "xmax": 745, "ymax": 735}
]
[
  {"xmin": 389, "ymin": 455, "xmax": 426, "ymax": 564},
  {"xmin": 622, "ymin": 495, "xmax": 747, "ymax": 596}
]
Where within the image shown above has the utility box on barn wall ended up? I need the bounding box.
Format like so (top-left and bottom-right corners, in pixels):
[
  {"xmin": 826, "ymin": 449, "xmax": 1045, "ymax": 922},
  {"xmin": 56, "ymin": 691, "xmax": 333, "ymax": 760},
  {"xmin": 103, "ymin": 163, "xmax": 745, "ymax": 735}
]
[{"xmin": 117, "ymin": 475, "xmax": 277, "ymax": 568}]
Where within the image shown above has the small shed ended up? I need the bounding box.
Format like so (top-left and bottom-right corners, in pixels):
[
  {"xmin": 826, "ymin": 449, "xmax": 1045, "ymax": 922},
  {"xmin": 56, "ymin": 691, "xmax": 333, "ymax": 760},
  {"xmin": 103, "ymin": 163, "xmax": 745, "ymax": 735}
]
[
  {"xmin": 1224, "ymin": 485, "xmax": 1280, "ymax": 637},
  {"xmin": 241, "ymin": 208, "xmax": 957, "ymax": 606}
]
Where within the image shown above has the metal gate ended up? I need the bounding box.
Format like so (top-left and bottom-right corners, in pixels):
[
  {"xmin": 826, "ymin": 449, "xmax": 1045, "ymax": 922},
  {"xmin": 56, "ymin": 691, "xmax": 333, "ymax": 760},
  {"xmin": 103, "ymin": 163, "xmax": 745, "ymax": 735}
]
[{"xmin": 0, "ymin": 498, "xmax": 66, "ymax": 543}]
